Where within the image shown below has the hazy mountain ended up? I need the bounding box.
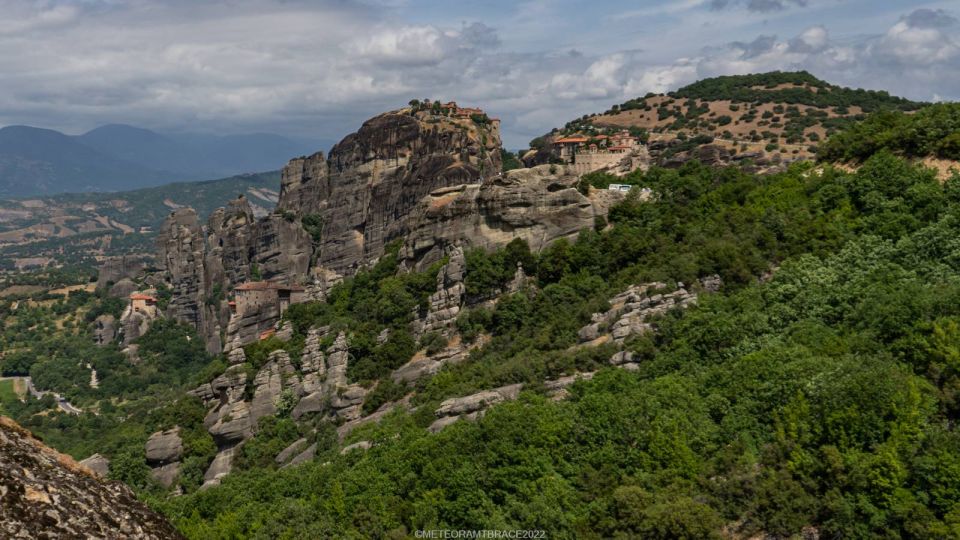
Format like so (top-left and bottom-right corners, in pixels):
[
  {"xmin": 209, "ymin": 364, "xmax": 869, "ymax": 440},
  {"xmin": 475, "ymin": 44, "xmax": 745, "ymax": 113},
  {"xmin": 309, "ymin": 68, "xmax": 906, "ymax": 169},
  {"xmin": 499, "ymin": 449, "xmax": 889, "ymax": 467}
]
[
  {"xmin": 0, "ymin": 125, "xmax": 174, "ymax": 198},
  {"xmin": 0, "ymin": 123, "xmax": 322, "ymax": 198}
]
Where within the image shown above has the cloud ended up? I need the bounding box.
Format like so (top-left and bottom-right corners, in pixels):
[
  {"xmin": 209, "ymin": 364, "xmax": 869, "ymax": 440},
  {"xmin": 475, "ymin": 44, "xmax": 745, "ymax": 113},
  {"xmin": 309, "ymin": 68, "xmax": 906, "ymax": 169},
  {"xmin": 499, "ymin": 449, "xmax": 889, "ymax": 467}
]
[
  {"xmin": 710, "ymin": 0, "xmax": 809, "ymax": 12},
  {"xmin": 788, "ymin": 26, "xmax": 829, "ymax": 53},
  {"xmin": 0, "ymin": 2, "xmax": 956, "ymax": 150},
  {"xmin": 689, "ymin": 8, "xmax": 959, "ymax": 104},
  {"xmin": 902, "ymin": 8, "xmax": 958, "ymax": 29}
]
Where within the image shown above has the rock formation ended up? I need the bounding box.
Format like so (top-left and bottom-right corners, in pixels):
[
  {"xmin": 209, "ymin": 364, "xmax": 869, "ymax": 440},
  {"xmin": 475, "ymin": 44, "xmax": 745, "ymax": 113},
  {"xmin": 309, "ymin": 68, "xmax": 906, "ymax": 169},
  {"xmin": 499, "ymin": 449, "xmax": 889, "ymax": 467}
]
[
  {"xmin": 96, "ymin": 255, "xmax": 148, "ymax": 290},
  {"xmin": 93, "ymin": 314, "xmax": 116, "ymax": 346},
  {"xmin": 0, "ymin": 416, "xmax": 181, "ymax": 539},
  {"xmin": 428, "ymin": 383, "xmax": 523, "ymax": 432},
  {"xmin": 292, "ymin": 332, "xmax": 368, "ymax": 422},
  {"xmin": 399, "ymin": 164, "xmax": 622, "ymax": 270},
  {"xmin": 155, "ymin": 105, "xmax": 509, "ymax": 353},
  {"xmin": 577, "ymin": 278, "xmax": 720, "ymax": 347},
  {"xmin": 417, "ymin": 246, "xmax": 466, "ymax": 336},
  {"xmin": 78, "ymin": 453, "xmax": 110, "ymax": 478},
  {"xmin": 145, "ymin": 427, "xmax": 183, "ymax": 488}
]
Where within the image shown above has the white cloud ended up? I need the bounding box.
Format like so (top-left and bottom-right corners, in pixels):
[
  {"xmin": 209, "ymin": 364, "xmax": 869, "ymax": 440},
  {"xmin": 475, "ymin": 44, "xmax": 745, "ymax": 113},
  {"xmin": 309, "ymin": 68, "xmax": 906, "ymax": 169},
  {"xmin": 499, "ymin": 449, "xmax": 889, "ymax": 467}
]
[{"xmin": 0, "ymin": 2, "xmax": 956, "ymax": 149}]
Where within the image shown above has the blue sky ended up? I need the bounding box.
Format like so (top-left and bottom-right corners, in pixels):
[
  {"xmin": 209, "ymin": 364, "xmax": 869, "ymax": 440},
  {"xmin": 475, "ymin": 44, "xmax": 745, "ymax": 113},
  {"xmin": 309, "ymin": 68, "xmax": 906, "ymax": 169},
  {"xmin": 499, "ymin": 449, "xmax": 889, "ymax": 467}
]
[{"xmin": 0, "ymin": 0, "xmax": 956, "ymax": 150}]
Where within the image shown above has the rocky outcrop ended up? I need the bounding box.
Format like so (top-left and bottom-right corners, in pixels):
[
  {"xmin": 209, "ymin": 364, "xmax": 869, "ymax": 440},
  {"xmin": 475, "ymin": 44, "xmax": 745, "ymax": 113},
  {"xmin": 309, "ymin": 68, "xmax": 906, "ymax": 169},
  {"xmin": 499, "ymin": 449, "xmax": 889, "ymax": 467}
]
[
  {"xmin": 145, "ymin": 428, "xmax": 183, "ymax": 489},
  {"xmin": 204, "ymin": 365, "xmax": 252, "ymax": 445},
  {"xmin": 275, "ymin": 438, "xmax": 309, "ymax": 465},
  {"xmin": 292, "ymin": 332, "xmax": 368, "ymax": 421},
  {"xmin": 250, "ymin": 214, "xmax": 313, "ymax": 283},
  {"xmin": 0, "ymin": 416, "xmax": 181, "ymax": 539},
  {"xmin": 543, "ymin": 372, "xmax": 596, "ymax": 401},
  {"xmin": 158, "ymin": 106, "xmax": 503, "ymax": 352},
  {"xmin": 203, "ymin": 196, "xmax": 255, "ymax": 289},
  {"xmin": 577, "ymin": 278, "xmax": 720, "ymax": 346},
  {"xmin": 119, "ymin": 291, "xmax": 161, "ymax": 347},
  {"xmin": 417, "ymin": 246, "xmax": 466, "ymax": 336},
  {"xmin": 283, "ymin": 442, "xmax": 317, "ymax": 468},
  {"xmin": 392, "ymin": 335, "xmax": 479, "ymax": 384},
  {"xmin": 300, "ymin": 326, "xmax": 328, "ymax": 394},
  {"xmin": 278, "ymin": 110, "xmax": 502, "ymax": 276},
  {"xmin": 336, "ymin": 394, "xmax": 412, "ymax": 441},
  {"xmin": 340, "ymin": 440, "xmax": 372, "ymax": 454},
  {"xmin": 108, "ymin": 278, "xmax": 139, "ymax": 299},
  {"xmin": 78, "ymin": 453, "xmax": 110, "ymax": 478},
  {"xmin": 96, "ymin": 255, "xmax": 148, "ymax": 290},
  {"xmin": 157, "ymin": 208, "xmax": 224, "ymax": 353},
  {"xmin": 400, "ymin": 165, "xmax": 622, "ymax": 270},
  {"xmin": 428, "ymin": 383, "xmax": 523, "ymax": 432},
  {"xmin": 202, "ymin": 444, "xmax": 240, "ymax": 489},
  {"xmin": 93, "ymin": 314, "xmax": 116, "ymax": 346},
  {"xmin": 249, "ymin": 350, "xmax": 299, "ymax": 421}
]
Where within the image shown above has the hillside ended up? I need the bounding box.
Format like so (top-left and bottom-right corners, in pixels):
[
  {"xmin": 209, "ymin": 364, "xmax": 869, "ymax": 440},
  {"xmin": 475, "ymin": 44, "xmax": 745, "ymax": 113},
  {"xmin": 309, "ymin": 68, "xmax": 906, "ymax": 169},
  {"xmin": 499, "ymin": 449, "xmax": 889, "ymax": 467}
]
[
  {"xmin": 537, "ymin": 71, "xmax": 925, "ymax": 166},
  {"xmin": 1, "ymin": 101, "xmax": 960, "ymax": 538},
  {"xmin": 0, "ymin": 171, "xmax": 280, "ymax": 272},
  {"xmin": 0, "ymin": 126, "xmax": 174, "ymax": 197},
  {"xmin": 0, "ymin": 123, "xmax": 315, "ymax": 198}
]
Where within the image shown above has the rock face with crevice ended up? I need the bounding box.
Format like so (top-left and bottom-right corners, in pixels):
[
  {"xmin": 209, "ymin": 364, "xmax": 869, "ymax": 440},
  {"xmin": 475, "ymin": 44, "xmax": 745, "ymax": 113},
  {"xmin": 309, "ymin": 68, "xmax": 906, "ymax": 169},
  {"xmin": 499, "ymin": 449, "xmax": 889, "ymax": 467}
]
[
  {"xmin": 399, "ymin": 164, "xmax": 624, "ymax": 271},
  {"xmin": 145, "ymin": 427, "xmax": 183, "ymax": 489},
  {"xmin": 417, "ymin": 246, "xmax": 466, "ymax": 337},
  {"xmin": 428, "ymin": 383, "xmax": 524, "ymax": 432},
  {"xmin": 292, "ymin": 332, "xmax": 368, "ymax": 422},
  {"xmin": 157, "ymin": 105, "xmax": 623, "ymax": 354},
  {"xmin": 577, "ymin": 277, "xmax": 721, "ymax": 347},
  {"xmin": 0, "ymin": 416, "xmax": 182, "ymax": 539}
]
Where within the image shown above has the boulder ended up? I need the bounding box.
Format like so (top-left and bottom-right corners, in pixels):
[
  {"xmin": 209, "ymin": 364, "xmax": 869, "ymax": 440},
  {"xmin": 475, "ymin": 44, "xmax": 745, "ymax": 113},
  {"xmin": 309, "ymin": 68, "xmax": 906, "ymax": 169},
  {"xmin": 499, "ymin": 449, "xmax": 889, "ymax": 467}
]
[
  {"xmin": 275, "ymin": 438, "xmax": 309, "ymax": 465},
  {"xmin": 144, "ymin": 428, "xmax": 182, "ymax": 466},
  {"xmin": 283, "ymin": 443, "xmax": 317, "ymax": 468},
  {"xmin": 93, "ymin": 315, "xmax": 116, "ymax": 346},
  {"xmin": 340, "ymin": 441, "xmax": 371, "ymax": 455},
  {"xmin": 108, "ymin": 278, "xmax": 138, "ymax": 299},
  {"xmin": 78, "ymin": 453, "xmax": 110, "ymax": 478}
]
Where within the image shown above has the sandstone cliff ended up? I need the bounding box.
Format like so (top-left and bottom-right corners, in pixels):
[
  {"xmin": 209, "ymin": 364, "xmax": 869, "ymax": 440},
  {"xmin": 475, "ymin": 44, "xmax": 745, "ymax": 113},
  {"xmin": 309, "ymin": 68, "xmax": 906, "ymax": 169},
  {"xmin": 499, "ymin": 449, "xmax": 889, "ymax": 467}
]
[
  {"xmin": 157, "ymin": 105, "xmax": 502, "ymax": 352},
  {"xmin": 156, "ymin": 104, "xmax": 626, "ymax": 355},
  {"xmin": 400, "ymin": 164, "xmax": 621, "ymax": 270}
]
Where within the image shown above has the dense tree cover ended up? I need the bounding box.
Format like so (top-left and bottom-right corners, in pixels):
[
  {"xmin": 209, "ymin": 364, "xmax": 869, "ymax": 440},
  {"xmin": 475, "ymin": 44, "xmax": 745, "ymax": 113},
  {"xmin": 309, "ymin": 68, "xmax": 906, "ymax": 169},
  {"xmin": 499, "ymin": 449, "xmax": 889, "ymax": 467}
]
[
  {"xmin": 151, "ymin": 145, "xmax": 960, "ymax": 537},
  {"xmin": 625, "ymin": 71, "xmax": 921, "ymax": 113},
  {"xmin": 818, "ymin": 103, "xmax": 960, "ymax": 162},
  {"xmin": 0, "ymin": 287, "xmax": 220, "ymax": 494}
]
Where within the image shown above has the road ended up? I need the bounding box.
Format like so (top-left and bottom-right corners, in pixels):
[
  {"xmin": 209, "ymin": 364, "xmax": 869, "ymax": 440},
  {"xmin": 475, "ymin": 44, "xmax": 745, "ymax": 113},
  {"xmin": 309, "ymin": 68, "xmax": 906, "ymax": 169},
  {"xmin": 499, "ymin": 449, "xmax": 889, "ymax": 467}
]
[{"xmin": 1, "ymin": 376, "xmax": 83, "ymax": 415}]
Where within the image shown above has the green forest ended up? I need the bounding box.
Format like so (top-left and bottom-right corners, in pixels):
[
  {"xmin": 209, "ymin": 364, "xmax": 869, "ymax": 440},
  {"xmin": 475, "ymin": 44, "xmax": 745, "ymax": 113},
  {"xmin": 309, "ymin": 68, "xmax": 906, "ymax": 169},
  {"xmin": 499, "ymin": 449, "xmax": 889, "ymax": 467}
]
[
  {"xmin": 2, "ymin": 103, "xmax": 960, "ymax": 538},
  {"xmin": 818, "ymin": 103, "xmax": 960, "ymax": 162}
]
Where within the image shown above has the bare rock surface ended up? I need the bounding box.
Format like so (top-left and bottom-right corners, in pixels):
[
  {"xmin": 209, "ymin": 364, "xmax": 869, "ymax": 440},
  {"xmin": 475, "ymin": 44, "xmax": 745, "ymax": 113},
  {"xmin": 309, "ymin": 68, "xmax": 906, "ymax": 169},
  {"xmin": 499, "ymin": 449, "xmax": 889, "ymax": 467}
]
[
  {"xmin": 400, "ymin": 165, "xmax": 622, "ymax": 270},
  {"xmin": 77, "ymin": 453, "xmax": 110, "ymax": 478},
  {"xmin": 429, "ymin": 383, "xmax": 523, "ymax": 432},
  {"xmin": 0, "ymin": 416, "xmax": 182, "ymax": 539}
]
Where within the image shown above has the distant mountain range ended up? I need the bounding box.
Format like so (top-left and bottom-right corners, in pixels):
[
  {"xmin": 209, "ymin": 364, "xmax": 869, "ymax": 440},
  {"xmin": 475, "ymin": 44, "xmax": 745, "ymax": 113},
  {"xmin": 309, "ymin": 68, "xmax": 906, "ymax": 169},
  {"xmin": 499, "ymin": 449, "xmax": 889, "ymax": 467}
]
[
  {"xmin": 0, "ymin": 170, "xmax": 282, "ymax": 270},
  {"xmin": 0, "ymin": 123, "xmax": 323, "ymax": 198}
]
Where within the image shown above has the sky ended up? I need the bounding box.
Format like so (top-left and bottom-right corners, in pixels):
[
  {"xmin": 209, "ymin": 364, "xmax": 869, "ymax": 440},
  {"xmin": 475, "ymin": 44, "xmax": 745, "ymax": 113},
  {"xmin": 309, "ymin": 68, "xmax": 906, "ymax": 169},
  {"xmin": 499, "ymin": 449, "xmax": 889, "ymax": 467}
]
[{"xmin": 0, "ymin": 0, "xmax": 957, "ymax": 149}]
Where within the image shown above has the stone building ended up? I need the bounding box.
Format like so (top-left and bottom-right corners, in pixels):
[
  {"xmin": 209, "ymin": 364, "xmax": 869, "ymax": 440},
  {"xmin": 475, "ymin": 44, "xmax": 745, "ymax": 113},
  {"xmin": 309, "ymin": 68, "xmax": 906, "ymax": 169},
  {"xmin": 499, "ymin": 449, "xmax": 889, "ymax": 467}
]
[
  {"xmin": 233, "ymin": 282, "xmax": 306, "ymax": 318},
  {"xmin": 129, "ymin": 293, "xmax": 158, "ymax": 317}
]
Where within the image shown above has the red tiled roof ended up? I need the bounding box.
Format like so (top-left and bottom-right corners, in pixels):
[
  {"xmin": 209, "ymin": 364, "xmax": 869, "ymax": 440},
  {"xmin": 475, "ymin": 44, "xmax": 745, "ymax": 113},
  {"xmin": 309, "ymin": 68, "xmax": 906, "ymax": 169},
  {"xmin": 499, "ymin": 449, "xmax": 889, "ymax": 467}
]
[
  {"xmin": 554, "ymin": 136, "xmax": 588, "ymax": 143},
  {"xmin": 129, "ymin": 293, "xmax": 156, "ymax": 302}
]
